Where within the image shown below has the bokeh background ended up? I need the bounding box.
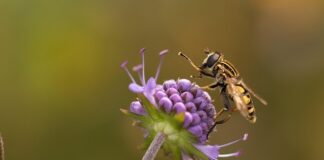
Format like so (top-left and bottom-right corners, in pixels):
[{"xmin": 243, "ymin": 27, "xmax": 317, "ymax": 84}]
[{"xmin": 0, "ymin": 0, "xmax": 324, "ymax": 159}]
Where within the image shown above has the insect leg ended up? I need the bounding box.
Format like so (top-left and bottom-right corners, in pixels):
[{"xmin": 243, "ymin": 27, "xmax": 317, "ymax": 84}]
[
  {"xmin": 220, "ymin": 87, "xmax": 231, "ymax": 110},
  {"xmin": 206, "ymin": 88, "xmax": 233, "ymax": 137},
  {"xmin": 200, "ymin": 81, "xmax": 220, "ymax": 90},
  {"xmin": 178, "ymin": 52, "xmax": 216, "ymax": 78},
  {"xmin": 207, "ymin": 112, "xmax": 232, "ymax": 137},
  {"xmin": 178, "ymin": 52, "xmax": 201, "ymax": 71}
]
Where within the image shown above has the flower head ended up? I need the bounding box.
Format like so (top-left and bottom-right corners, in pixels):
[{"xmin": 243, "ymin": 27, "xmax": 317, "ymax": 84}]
[{"xmin": 121, "ymin": 48, "xmax": 247, "ymax": 160}]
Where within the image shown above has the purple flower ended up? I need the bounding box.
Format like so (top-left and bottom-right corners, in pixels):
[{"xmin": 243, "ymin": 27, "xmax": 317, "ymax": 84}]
[
  {"xmin": 121, "ymin": 48, "xmax": 248, "ymax": 160},
  {"xmin": 192, "ymin": 134, "xmax": 248, "ymax": 160},
  {"xmin": 120, "ymin": 48, "xmax": 167, "ymax": 105}
]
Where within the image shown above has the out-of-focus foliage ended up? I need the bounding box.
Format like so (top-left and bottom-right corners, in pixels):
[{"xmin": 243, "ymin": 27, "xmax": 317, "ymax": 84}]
[{"xmin": 0, "ymin": 0, "xmax": 323, "ymax": 160}]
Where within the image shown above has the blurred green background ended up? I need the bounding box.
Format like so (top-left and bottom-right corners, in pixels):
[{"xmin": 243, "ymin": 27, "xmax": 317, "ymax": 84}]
[{"xmin": 0, "ymin": 0, "xmax": 324, "ymax": 159}]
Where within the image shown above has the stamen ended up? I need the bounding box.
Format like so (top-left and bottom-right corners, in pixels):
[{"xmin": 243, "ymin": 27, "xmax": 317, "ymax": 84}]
[
  {"xmin": 139, "ymin": 48, "xmax": 146, "ymax": 85},
  {"xmin": 120, "ymin": 60, "xmax": 128, "ymax": 68},
  {"xmin": 120, "ymin": 61, "xmax": 137, "ymax": 84},
  {"xmin": 155, "ymin": 49, "xmax": 168, "ymax": 80},
  {"xmin": 133, "ymin": 64, "xmax": 144, "ymax": 85},
  {"xmin": 218, "ymin": 133, "xmax": 248, "ymax": 148},
  {"xmin": 218, "ymin": 151, "xmax": 241, "ymax": 158}
]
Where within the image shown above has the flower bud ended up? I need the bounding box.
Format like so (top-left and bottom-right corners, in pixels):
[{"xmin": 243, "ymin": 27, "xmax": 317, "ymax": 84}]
[
  {"xmin": 130, "ymin": 101, "xmax": 146, "ymax": 115},
  {"xmin": 159, "ymin": 97, "xmax": 173, "ymax": 113}
]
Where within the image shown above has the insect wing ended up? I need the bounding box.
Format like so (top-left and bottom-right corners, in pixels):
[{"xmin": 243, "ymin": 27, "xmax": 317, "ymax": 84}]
[
  {"xmin": 227, "ymin": 79, "xmax": 255, "ymax": 123},
  {"xmin": 239, "ymin": 81, "xmax": 268, "ymax": 106}
]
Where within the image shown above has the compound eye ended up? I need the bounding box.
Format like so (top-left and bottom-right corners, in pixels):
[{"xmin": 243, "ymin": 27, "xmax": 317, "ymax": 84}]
[{"xmin": 206, "ymin": 53, "xmax": 220, "ymax": 67}]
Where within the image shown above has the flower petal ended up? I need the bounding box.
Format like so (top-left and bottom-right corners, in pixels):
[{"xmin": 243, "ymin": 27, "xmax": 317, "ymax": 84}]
[
  {"xmin": 154, "ymin": 91, "xmax": 167, "ymax": 101},
  {"xmin": 188, "ymin": 125, "xmax": 203, "ymax": 137},
  {"xmin": 129, "ymin": 83, "xmax": 144, "ymax": 93},
  {"xmin": 143, "ymin": 77, "xmax": 157, "ymax": 104},
  {"xmin": 193, "ymin": 144, "xmax": 220, "ymax": 160},
  {"xmin": 183, "ymin": 112, "xmax": 193, "ymax": 128},
  {"xmin": 177, "ymin": 79, "xmax": 192, "ymax": 91},
  {"xmin": 181, "ymin": 92, "xmax": 194, "ymax": 102},
  {"xmin": 174, "ymin": 102, "xmax": 186, "ymax": 113},
  {"xmin": 163, "ymin": 80, "xmax": 177, "ymax": 90},
  {"xmin": 130, "ymin": 101, "xmax": 146, "ymax": 115},
  {"xmin": 159, "ymin": 97, "xmax": 173, "ymax": 113},
  {"xmin": 144, "ymin": 77, "xmax": 157, "ymax": 94},
  {"xmin": 169, "ymin": 94, "xmax": 182, "ymax": 104},
  {"xmin": 166, "ymin": 88, "xmax": 180, "ymax": 96}
]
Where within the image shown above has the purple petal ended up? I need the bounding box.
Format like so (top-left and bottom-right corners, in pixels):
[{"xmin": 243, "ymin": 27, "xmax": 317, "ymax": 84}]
[
  {"xmin": 181, "ymin": 92, "xmax": 194, "ymax": 102},
  {"xmin": 154, "ymin": 84, "xmax": 164, "ymax": 92},
  {"xmin": 183, "ymin": 112, "xmax": 193, "ymax": 128},
  {"xmin": 143, "ymin": 78, "xmax": 157, "ymax": 104},
  {"xmin": 199, "ymin": 134, "xmax": 207, "ymax": 143},
  {"xmin": 193, "ymin": 144, "xmax": 220, "ymax": 160},
  {"xmin": 173, "ymin": 102, "xmax": 186, "ymax": 113},
  {"xmin": 166, "ymin": 88, "xmax": 179, "ymax": 96},
  {"xmin": 207, "ymin": 118, "xmax": 215, "ymax": 128},
  {"xmin": 130, "ymin": 101, "xmax": 146, "ymax": 115},
  {"xmin": 154, "ymin": 91, "xmax": 167, "ymax": 101},
  {"xmin": 129, "ymin": 83, "xmax": 144, "ymax": 93},
  {"xmin": 158, "ymin": 97, "xmax": 173, "ymax": 113},
  {"xmin": 202, "ymin": 91, "xmax": 212, "ymax": 102},
  {"xmin": 188, "ymin": 125, "xmax": 203, "ymax": 137},
  {"xmin": 177, "ymin": 79, "xmax": 192, "ymax": 91},
  {"xmin": 193, "ymin": 97, "xmax": 207, "ymax": 110},
  {"xmin": 191, "ymin": 113, "xmax": 201, "ymax": 125},
  {"xmin": 205, "ymin": 104, "xmax": 216, "ymax": 117},
  {"xmin": 163, "ymin": 80, "xmax": 177, "ymax": 90},
  {"xmin": 200, "ymin": 122, "xmax": 208, "ymax": 133},
  {"xmin": 169, "ymin": 94, "xmax": 182, "ymax": 104},
  {"xmin": 185, "ymin": 102, "xmax": 197, "ymax": 113},
  {"xmin": 197, "ymin": 111, "xmax": 208, "ymax": 121},
  {"xmin": 190, "ymin": 86, "xmax": 203, "ymax": 97},
  {"xmin": 144, "ymin": 77, "xmax": 157, "ymax": 94}
]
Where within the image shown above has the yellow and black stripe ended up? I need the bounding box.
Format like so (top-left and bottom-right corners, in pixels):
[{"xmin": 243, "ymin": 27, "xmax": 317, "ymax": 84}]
[{"xmin": 235, "ymin": 84, "xmax": 256, "ymax": 123}]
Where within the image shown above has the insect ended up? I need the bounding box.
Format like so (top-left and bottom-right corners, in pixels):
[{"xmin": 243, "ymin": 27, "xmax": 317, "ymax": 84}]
[{"xmin": 178, "ymin": 49, "xmax": 267, "ymax": 134}]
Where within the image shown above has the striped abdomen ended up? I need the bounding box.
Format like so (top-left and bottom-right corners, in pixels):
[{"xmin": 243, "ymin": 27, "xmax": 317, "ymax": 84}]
[{"xmin": 233, "ymin": 84, "xmax": 257, "ymax": 123}]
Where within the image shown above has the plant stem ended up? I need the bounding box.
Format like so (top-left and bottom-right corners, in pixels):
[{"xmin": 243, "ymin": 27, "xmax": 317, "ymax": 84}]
[
  {"xmin": 0, "ymin": 133, "xmax": 4, "ymax": 160},
  {"xmin": 142, "ymin": 132, "xmax": 165, "ymax": 160}
]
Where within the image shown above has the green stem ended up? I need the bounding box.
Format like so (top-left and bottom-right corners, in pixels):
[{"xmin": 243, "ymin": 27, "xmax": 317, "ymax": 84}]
[{"xmin": 142, "ymin": 132, "xmax": 165, "ymax": 160}]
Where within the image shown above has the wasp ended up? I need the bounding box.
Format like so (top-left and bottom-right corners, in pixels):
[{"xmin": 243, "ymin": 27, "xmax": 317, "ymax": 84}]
[{"xmin": 178, "ymin": 49, "xmax": 267, "ymax": 134}]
